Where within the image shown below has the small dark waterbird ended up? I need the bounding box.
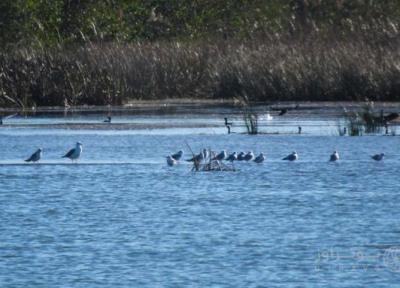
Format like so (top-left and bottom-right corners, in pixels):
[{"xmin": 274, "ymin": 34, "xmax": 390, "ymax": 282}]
[
  {"xmin": 254, "ymin": 153, "xmax": 265, "ymax": 164},
  {"xmin": 171, "ymin": 150, "xmax": 184, "ymax": 161},
  {"xmin": 237, "ymin": 152, "xmax": 246, "ymax": 161},
  {"xmin": 244, "ymin": 151, "xmax": 255, "ymax": 161},
  {"xmin": 371, "ymin": 153, "xmax": 385, "ymax": 161},
  {"xmin": 283, "ymin": 151, "xmax": 298, "ymax": 161},
  {"xmin": 383, "ymin": 112, "xmax": 399, "ymax": 123},
  {"xmin": 226, "ymin": 152, "xmax": 237, "ymax": 162},
  {"xmin": 103, "ymin": 116, "xmax": 112, "ymax": 123},
  {"xmin": 274, "ymin": 104, "xmax": 300, "ymax": 116},
  {"xmin": 278, "ymin": 108, "xmax": 288, "ymax": 116},
  {"xmin": 25, "ymin": 148, "xmax": 42, "ymax": 163},
  {"xmin": 329, "ymin": 151, "xmax": 339, "ymax": 162},
  {"xmin": 212, "ymin": 150, "xmax": 227, "ymax": 161}
]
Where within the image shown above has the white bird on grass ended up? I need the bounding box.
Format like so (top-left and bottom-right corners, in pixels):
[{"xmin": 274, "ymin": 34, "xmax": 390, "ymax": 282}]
[
  {"xmin": 329, "ymin": 151, "xmax": 340, "ymax": 162},
  {"xmin": 25, "ymin": 148, "xmax": 42, "ymax": 163},
  {"xmin": 283, "ymin": 151, "xmax": 298, "ymax": 161},
  {"xmin": 62, "ymin": 142, "xmax": 83, "ymax": 162}
]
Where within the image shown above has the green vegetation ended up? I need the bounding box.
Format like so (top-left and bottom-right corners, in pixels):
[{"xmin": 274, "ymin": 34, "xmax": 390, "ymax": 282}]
[{"xmin": 1, "ymin": 1, "xmax": 400, "ymax": 107}]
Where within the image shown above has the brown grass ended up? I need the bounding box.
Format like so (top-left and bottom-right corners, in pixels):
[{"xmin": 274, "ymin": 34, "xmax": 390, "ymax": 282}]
[{"xmin": 1, "ymin": 26, "xmax": 400, "ymax": 108}]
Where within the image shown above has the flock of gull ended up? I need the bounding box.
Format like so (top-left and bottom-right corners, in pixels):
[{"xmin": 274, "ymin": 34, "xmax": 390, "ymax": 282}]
[
  {"xmin": 166, "ymin": 149, "xmax": 386, "ymax": 166},
  {"xmin": 24, "ymin": 144, "xmax": 385, "ymax": 165}
]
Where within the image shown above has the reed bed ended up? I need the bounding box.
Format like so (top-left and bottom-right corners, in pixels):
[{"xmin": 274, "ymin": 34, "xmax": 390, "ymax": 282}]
[{"xmin": 1, "ymin": 29, "xmax": 400, "ymax": 108}]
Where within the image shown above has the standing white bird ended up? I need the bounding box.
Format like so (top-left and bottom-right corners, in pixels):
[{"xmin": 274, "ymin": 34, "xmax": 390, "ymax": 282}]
[
  {"xmin": 62, "ymin": 142, "xmax": 83, "ymax": 162},
  {"xmin": 329, "ymin": 151, "xmax": 340, "ymax": 162},
  {"xmin": 371, "ymin": 153, "xmax": 385, "ymax": 161},
  {"xmin": 283, "ymin": 151, "xmax": 298, "ymax": 161},
  {"xmin": 226, "ymin": 152, "xmax": 237, "ymax": 162},
  {"xmin": 244, "ymin": 151, "xmax": 255, "ymax": 161},
  {"xmin": 171, "ymin": 150, "xmax": 184, "ymax": 161},
  {"xmin": 254, "ymin": 153, "xmax": 265, "ymax": 164},
  {"xmin": 166, "ymin": 155, "xmax": 178, "ymax": 166},
  {"xmin": 25, "ymin": 148, "xmax": 42, "ymax": 163},
  {"xmin": 212, "ymin": 150, "xmax": 227, "ymax": 161}
]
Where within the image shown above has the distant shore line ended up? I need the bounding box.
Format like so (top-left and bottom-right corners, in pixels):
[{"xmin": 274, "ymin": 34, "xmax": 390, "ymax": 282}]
[{"xmin": 1, "ymin": 100, "xmax": 399, "ymax": 115}]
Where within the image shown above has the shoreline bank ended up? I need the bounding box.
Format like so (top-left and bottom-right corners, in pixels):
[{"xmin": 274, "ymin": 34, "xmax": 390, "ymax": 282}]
[{"xmin": 1, "ymin": 100, "xmax": 399, "ymax": 114}]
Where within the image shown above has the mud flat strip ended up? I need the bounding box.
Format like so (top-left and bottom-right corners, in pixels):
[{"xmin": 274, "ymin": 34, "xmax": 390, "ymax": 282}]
[{"xmin": 0, "ymin": 161, "xmax": 164, "ymax": 166}]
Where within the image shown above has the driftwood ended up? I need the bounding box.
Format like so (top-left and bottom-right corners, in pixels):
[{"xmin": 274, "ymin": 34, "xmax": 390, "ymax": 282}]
[
  {"xmin": 195, "ymin": 160, "xmax": 236, "ymax": 172},
  {"xmin": 185, "ymin": 143, "xmax": 235, "ymax": 172}
]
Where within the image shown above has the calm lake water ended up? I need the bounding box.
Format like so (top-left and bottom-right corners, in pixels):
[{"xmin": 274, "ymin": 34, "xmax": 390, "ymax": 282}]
[{"xmin": 1, "ymin": 114, "xmax": 400, "ymax": 287}]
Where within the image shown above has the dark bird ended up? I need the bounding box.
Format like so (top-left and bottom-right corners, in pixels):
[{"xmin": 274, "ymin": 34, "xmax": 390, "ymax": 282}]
[
  {"xmin": 283, "ymin": 151, "xmax": 298, "ymax": 161},
  {"xmin": 383, "ymin": 113, "xmax": 399, "ymax": 123},
  {"xmin": 212, "ymin": 150, "xmax": 227, "ymax": 161},
  {"xmin": 226, "ymin": 152, "xmax": 237, "ymax": 162},
  {"xmin": 187, "ymin": 149, "xmax": 207, "ymax": 162},
  {"xmin": 371, "ymin": 153, "xmax": 385, "ymax": 161},
  {"xmin": 329, "ymin": 151, "xmax": 339, "ymax": 162},
  {"xmin": 278, "ymin": 108, "xmax": 288, "ymax": 116},
  {"xmin": 25, "ymin": 148, "xmax": 42, "ymax": 163},
  {"xmin": 237, "ymin": 152, "xmax": 246, "ymax": 161},
  {"xmin": 103, "ymin": 116, "xmax": 112, "ymax": 123},
  {"xmin": 171, "ymin": 150, "xmax": 184, "ymax": 161},
  {"xmin": 254, "ymin": 153, "xmax": 265, "ymax": 164},
  {"xmin": 243, "ymin": 151, "xmax": 255, "ymax": 161}
]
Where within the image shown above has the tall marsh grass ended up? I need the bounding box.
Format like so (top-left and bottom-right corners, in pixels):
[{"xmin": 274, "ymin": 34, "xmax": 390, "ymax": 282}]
[{"xmin": 1, "ymin": 28, "xmax": 400, "ymax": 108}]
